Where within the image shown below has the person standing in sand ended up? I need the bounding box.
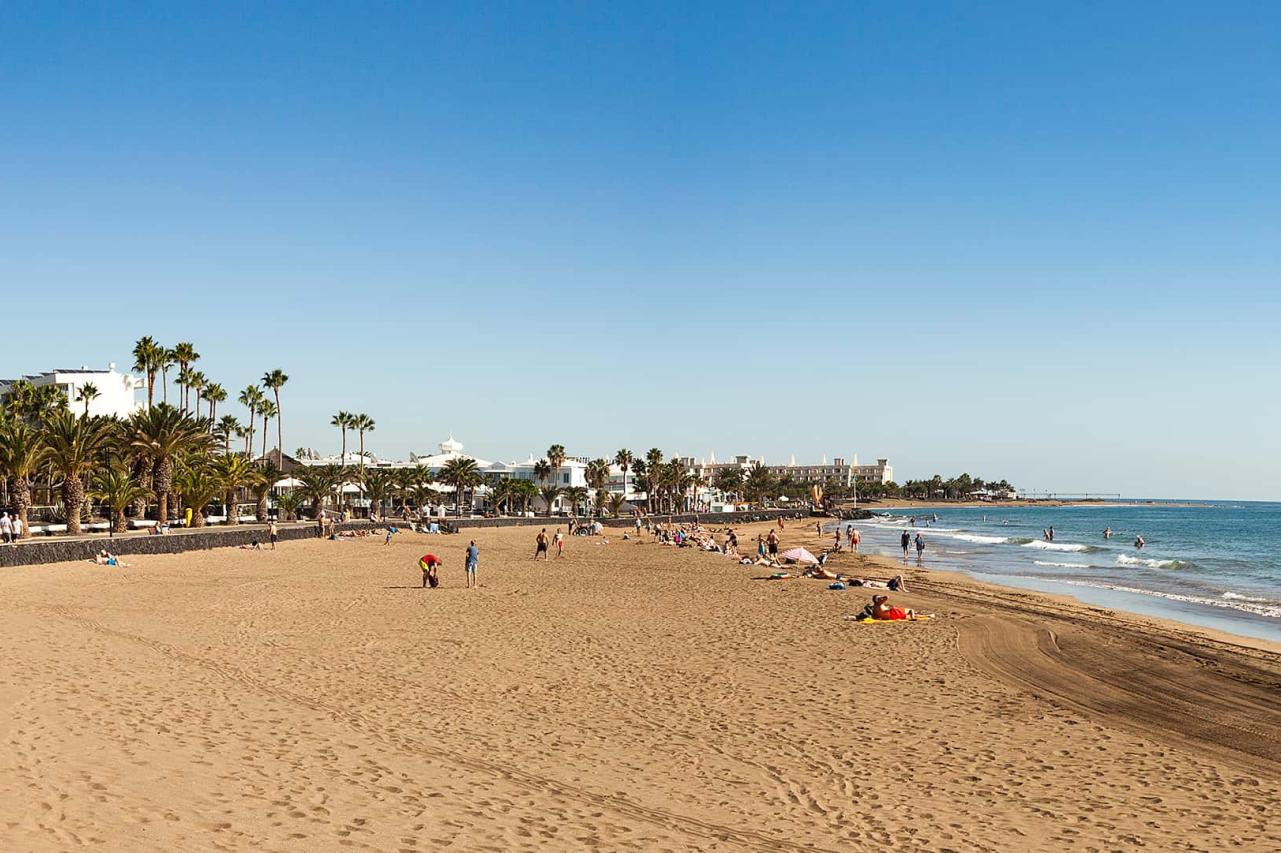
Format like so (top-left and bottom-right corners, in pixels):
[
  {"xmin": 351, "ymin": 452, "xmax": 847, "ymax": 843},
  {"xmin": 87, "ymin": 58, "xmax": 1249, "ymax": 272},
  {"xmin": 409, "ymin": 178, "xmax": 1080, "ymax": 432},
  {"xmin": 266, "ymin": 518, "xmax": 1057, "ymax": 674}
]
[
  {"xmin": 900, "ymin": 530, "xmax": 911, "ymax": 562},
  {"xmin": 766, "ymin": 528, "xmax": 779, "ymax": 559},
  {"xmin": 535, "ymin": 528, "xmax": 549, "ymax": 560},
  {"xmin": 554, "ymin": 529, "xmax": 565, "ymax": 558},
  {"xmin": 465, "ymin": 540, "xmax": 479, "ymax": 588},
  {"xmin": 269, "ymin": 520, "xmax": 279, "ymax": 550}
]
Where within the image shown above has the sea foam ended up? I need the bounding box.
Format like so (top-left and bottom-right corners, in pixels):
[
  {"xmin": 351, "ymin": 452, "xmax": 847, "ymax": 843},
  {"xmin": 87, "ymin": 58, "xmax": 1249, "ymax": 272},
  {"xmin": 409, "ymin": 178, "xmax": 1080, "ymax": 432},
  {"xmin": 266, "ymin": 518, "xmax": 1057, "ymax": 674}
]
[
  {"xmin": 1116, "ymin": 554, "xmax": 1186, "ymax": 569},
  {"xmin": 1022, "ymin": 540, "xmax": 1091, "ymax": 552},
  {"xmin": 1057, "ymin": 580, "xmax": 1281, "ymax": 620}
]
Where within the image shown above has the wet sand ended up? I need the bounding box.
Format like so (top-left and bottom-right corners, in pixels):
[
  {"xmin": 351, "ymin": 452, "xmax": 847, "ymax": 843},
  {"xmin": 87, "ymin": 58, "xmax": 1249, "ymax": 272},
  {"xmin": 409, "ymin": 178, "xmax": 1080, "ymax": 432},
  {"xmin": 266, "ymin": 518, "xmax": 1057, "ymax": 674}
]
[{"xmin": 1, "ymin": 520, "xmax": 1277, "ymax": 851}]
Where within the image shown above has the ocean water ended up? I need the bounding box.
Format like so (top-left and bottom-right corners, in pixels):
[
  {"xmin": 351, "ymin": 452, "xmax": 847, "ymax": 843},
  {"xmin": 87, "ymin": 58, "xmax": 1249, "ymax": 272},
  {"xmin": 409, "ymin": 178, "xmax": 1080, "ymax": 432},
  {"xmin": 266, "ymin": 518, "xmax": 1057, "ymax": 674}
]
[{"xmin": 844, "ymin": 502, "xmax": 1281, "ymax": 644}]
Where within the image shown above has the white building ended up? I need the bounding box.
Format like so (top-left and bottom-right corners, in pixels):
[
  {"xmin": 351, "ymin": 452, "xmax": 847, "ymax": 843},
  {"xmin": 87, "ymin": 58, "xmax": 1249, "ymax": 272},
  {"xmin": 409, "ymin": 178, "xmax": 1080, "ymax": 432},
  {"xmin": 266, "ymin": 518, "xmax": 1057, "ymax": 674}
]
[
  {"xmin": 0, "ymin": 363, "xmax": 144, "ymax": 419},
  {"xmin": 853, "ymin": 458, "xmax": 893, "ymax": 485}
]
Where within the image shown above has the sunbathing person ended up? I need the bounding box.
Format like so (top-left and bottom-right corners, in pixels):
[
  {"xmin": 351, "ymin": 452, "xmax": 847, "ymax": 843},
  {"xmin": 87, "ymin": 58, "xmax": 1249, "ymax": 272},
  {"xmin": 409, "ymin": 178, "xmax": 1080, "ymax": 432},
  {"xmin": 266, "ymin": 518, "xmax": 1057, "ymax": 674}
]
[{"xmin": 869, "ymin": 594, "xmax": 917, "ymax": 620}]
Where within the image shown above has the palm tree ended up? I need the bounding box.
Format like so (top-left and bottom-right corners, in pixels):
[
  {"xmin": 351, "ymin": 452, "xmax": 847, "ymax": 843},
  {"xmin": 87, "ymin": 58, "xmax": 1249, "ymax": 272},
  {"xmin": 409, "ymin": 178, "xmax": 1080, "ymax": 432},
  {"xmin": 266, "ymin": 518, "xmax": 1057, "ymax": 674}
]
[
  {"xmin": 353, "ymin": 414, "xmax": 374, "ymax": 469},
  {"xmin": 187, "ymin": 371, "xmax": 207, "ymax": 416},
  {"xmin": 644, "ymin": 448, "xmax": 664, "ymax": 511},
  {"xmin": 513, "ymin": 478, "xmax": 538, "ymax": 515},
  {"xmin": 213, "ymin": 453, "xmax": 256, "ymax": 525},
  {"xmin": 361, "ymin": 468, "xmax": 396, "ymax": 519},
  {"xmin": 585, "ymin": 458, "xmax": 611, "ymax": 516},
  {"xmin": 132, "ymin": 336, "xmax": 164, "ymax": 409},
  {"xmin": 533, "ymin": 459, "xmax": 553, "ymax": 514},
  {"xmin": 0, "ymin": 419, "xmax": 44, "ymax": 538},
  {"xmin": 261, "ymin": 369, "xmax": 288, "ymax": 462},
  {"xmin": 238, "ymin": 386, "xmax": 263, "ymax": 456},
  {"xmin": 158, "ymin": 347, "xmax": 177, "ymax": 405},
  {"xmin": 331, "ymin": 411, "xmax": 353, "ymax": 464},
  {"xmin": 606, "ymin": 493, "xmax": 626, "ymax": 518},
  {"xmin": 91, "ymin": 466, "xmax": 152, "ymax": 533},
  {"xmin": 563, "ymin": 485, "xmax": 589, "ymax": 517},
  {"xmin": 128, "ymin": 404, "xmax": 208, "ymax": 523},
  {"xmin": 214, "ymin": 415, "xmax": 241, "ymax": 454},
  {"xmin": 42, "ymin": 411, "xmax": 111, "ymax": 535},
  {"xmin": 438, "ymin": 457, "xmax": 481, "ymax": 517},
  {"xmin": 249, "ymin": 461, "xmax": 279, "ymax": 523},
  {"xmin": 539, "ymin": 484, "xmax": 563, "ymax": 515},
  {"xmin": 75, "ymin": 382, "xmax": 100, "ymax": 416},
  {"xmin": 275, "ymin": 491, "xmax": 302, "ymax": 522},
  {"xmin": 488, "ymin": 477, "xmax": 515, "ymax": 515},
  {"xmin": 258, "ymin": 399, "xmax": 277, "ymax": 461},
  {"xmin": 203, "ymin": 382, "xmax": 226, "ymax": 422},
  {"xmin": 171, "ymin": 342, "xmax": 199, "ymax": 412},
  {"xmin": 546, "ymin": 444, "xmax": 566, "ymax": 489},
  {"xmin": 297, "ymin": 465, "xmax": 342, "ymax": 519},
  {"xmin": 614, "ymin": 449, "xmax": 634, "ymax": 501},
  {"xmin": 173, "ymin": 463, "xmax": 221, "ymax": 529}
]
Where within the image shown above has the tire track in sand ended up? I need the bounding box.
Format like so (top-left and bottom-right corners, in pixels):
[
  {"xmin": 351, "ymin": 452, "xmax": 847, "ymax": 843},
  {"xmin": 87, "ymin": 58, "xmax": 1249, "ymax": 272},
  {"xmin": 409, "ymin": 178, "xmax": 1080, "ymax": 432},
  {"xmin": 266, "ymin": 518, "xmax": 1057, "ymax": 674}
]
[{"xmin": 955, "ymin": 614, "xmax": 1281, "ymax": 777}]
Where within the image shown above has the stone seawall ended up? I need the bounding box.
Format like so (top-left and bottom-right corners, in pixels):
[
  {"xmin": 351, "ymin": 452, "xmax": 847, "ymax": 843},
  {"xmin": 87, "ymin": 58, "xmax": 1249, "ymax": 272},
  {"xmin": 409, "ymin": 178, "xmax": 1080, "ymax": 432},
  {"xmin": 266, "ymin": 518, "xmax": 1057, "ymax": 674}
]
[{"xmin": 0, "ymin": 522, "xmax": 372, "ymax": 568}]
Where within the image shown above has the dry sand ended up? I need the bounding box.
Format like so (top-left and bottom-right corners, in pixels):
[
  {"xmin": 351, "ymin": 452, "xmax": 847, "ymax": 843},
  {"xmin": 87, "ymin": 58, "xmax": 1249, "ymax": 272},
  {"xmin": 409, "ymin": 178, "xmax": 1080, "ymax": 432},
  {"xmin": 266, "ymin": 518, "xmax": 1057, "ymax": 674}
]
[{"xmin": 1, "ymin": 520, "xmax": 1278, "ymax": 851}]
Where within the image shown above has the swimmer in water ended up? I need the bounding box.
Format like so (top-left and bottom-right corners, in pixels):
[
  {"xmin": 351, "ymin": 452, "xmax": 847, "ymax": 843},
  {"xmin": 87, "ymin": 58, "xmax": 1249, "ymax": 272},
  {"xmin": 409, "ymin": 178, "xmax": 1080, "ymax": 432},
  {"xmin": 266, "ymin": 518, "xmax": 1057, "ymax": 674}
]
[
  {"xmin": 1135, "ymin": 535, "xmax": 1145, "ymax": 549},
  {"xmin": 1103, "ymin": 527, "xmax": 1112, "ymax": 539}
]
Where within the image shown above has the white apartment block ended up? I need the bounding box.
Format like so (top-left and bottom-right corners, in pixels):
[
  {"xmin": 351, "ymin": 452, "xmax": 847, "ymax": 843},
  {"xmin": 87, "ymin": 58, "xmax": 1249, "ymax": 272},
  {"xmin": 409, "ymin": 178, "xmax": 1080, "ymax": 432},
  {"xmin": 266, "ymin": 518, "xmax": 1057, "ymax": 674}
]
[{"xmin": 0, "ymin": 363, "xmax": 144, "ymax": 419}]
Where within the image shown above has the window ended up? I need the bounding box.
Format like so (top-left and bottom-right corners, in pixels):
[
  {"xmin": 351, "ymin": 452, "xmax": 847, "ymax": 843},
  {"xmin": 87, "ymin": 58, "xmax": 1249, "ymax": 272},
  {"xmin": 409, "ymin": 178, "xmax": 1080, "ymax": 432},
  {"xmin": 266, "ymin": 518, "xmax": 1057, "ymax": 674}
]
[{"xmin": 562, "ymin": 473, "xmax": 570, "ymax": 484}]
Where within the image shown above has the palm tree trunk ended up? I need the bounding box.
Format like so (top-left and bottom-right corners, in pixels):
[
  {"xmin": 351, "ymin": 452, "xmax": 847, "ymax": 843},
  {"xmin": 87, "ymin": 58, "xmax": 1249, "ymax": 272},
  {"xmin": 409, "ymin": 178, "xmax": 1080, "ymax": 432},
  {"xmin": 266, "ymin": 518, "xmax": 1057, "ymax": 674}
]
[
  {"xmin": 153, "ymin": 457, "xmax": 173, "ymax": 523},
  {"xmin": 256, "ymin": 492, "xmax": 268, "ymax": 523},
  {"xmin": 226, "ymin": 491, "xmax": 239, "ymax": 525},
  {"xmin": 13, "ymin": 478, "xmax": 31, "ymax": 540},
  {"xmin": 113, "ymin": 508, "xmax": 128, "ymax": 534},
  {"xmin": 63, "ymin": 477, "xmax": 84, "ymax": 535},
  {"xmin": 261, "ymin": 416, "xmax": 269, "ymax": 461},
  {"xmin": 273, "ymin": 390, "xmax": 283, "ymax": 466}
]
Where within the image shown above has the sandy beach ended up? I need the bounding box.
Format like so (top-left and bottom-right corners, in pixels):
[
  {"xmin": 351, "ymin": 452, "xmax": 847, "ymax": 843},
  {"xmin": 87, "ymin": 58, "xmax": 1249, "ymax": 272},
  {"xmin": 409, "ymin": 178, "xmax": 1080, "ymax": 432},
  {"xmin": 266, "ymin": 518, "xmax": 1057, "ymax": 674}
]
[{"xmin": 1, "ymin": 520, "xmax": 1278, "ymax": 852}]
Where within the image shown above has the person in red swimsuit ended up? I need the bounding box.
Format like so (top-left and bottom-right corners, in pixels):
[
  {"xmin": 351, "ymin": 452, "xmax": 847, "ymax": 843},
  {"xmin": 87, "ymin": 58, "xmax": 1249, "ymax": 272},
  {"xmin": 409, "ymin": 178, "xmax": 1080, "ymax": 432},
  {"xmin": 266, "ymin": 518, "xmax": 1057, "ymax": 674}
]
[{"xmin": 871, "ymin": 594, "xmax": 916, "ymax": 621}]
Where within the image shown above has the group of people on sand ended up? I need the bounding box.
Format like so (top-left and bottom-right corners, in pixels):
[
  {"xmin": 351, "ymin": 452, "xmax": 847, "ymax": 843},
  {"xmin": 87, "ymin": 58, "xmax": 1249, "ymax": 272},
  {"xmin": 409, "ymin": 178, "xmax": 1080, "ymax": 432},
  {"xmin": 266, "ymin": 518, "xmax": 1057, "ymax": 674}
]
[
  {"xmin": 417, "ymin": 540, "xmax": 480, "ymax": 589},
  {"xmin": 87, "ymin": 550, "xmax": 127, "ymax": 567}
]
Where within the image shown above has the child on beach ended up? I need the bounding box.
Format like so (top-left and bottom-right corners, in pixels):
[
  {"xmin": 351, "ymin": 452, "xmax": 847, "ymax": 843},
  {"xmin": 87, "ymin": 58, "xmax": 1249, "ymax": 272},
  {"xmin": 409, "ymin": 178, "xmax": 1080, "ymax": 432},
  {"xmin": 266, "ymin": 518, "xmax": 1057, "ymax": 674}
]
[{"xmin": 554, "ymin": 530, "xmax": 565, "ymax": 557}]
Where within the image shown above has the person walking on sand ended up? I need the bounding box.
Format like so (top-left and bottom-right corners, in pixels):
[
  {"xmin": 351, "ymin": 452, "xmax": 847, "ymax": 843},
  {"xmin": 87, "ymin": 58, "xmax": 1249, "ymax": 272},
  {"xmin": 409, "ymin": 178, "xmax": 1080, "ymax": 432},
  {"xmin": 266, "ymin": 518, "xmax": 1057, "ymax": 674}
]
[
  {"xmin": 554, "ymin": 529, "xmax": 565, "ymax": 558},
  {"xmin": 465, "ymin": 540, "xmax": 479, "ymax": 588},
  {"xmin": 535, "ymin": 528, "xmax": 549, "ymax": 560},
  {"xmin": 900, "ymin": 530, "xmax": 911, "ymax": 562},
  {"xmin": 914, "ymin": 532, "xmax": 926, "ymax": 565},
  {"xmin": 268, "ymin": 520, "xmax": 279, "ymax": 550},
  {"xmin": 419, "ymin": 553, "xmax": 442, "ymax": 588},
  {"xmin": 766, "ymin": 528, "xmax": 780, "ymax": 559}
]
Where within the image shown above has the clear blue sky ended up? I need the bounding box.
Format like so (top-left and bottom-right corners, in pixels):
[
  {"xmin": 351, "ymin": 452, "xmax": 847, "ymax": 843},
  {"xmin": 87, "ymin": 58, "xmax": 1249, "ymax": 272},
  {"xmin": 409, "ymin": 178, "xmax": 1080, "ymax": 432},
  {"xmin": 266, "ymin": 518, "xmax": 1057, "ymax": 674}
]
[{"xmin": 3, "ymin": 2, "xmax": 1279, "ymax": 499}]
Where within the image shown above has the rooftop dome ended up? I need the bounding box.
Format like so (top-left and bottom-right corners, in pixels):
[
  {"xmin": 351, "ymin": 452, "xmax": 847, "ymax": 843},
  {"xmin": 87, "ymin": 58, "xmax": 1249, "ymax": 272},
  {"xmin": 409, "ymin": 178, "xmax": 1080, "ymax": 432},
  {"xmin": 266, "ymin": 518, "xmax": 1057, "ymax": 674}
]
[{"xmin": 439, "ymin": 435, "xmax": 464, "ymax": 454}]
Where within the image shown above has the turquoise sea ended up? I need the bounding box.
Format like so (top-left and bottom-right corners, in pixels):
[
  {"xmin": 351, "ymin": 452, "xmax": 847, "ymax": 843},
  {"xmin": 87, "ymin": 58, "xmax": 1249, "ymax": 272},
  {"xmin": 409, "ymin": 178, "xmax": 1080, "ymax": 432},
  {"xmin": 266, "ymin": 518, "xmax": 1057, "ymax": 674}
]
[{"xmin": 848, "ymin": 501, "xmax": 1281, "ymax": 644}]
